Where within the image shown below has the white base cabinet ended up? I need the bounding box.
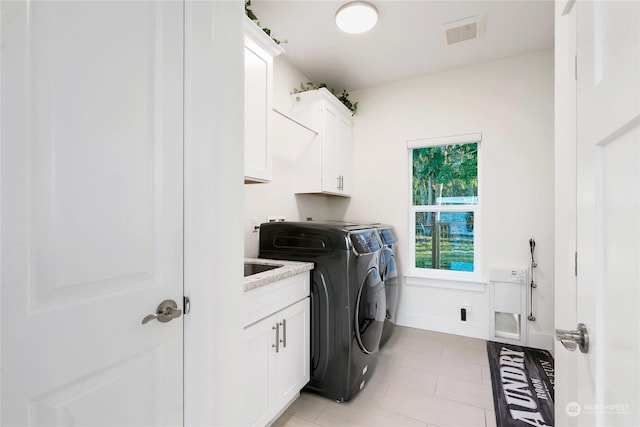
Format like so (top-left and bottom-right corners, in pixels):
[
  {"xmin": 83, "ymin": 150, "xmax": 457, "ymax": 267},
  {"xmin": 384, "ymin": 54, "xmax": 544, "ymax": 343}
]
[
  {"xmin": 294, "ymin": 88, "xmax": 352, "ymax": 197},
  {"xmin": 244, "ymin": 274, "xmax": 310, "ymax": 427}
]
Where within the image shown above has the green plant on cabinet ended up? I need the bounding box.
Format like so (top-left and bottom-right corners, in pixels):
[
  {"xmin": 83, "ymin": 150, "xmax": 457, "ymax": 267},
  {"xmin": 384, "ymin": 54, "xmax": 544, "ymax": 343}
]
[
  {"xmin": 292, "ymin": 82, "xmax": 358, "ymax": 116},
  {"xmin": 245, "ymin": 0, "xmax": 287, "ymax": 46}
]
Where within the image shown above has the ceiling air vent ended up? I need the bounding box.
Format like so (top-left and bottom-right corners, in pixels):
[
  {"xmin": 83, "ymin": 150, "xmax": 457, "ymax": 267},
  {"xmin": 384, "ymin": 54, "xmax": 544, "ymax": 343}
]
[{"xmin": 442, "ymin": 14, "xmax": 485, "ymax": 46}]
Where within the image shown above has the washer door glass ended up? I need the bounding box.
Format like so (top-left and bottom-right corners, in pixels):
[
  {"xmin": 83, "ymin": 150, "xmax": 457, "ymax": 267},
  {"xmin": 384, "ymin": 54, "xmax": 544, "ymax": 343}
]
[{"xmin": 355, "ymin": 267, "xmax": 386, "ymax": 354}]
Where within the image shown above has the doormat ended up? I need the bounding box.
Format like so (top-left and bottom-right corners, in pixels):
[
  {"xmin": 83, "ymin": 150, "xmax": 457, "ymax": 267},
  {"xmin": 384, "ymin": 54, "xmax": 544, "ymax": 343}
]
[{"xmin": 486, "ymin": 341, "xmax": 555, "ymax": 427}]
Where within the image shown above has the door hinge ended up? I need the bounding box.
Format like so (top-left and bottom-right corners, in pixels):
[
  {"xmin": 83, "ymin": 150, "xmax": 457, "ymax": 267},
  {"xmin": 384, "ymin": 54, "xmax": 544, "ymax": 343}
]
[
  {"xmin": 574, "ymin": 252, "xmax": 578, "ymax": 276},
  {"xmin": 574, "ymin": 55, "xmax": 577, "ymax": 80}
]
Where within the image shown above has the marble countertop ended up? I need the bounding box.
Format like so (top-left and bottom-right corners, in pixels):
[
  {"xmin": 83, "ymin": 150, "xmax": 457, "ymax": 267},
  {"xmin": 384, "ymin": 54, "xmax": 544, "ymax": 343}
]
[{"xmin": 244, "ymin": 258, "xmax": 313, "ymax": 292}]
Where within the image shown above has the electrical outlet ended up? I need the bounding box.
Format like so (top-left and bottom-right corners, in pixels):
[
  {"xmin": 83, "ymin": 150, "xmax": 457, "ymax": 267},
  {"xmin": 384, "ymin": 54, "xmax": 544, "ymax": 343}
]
[{"xmin": 461, "ymin": 304, "xmax": 471, "ymax": 321}]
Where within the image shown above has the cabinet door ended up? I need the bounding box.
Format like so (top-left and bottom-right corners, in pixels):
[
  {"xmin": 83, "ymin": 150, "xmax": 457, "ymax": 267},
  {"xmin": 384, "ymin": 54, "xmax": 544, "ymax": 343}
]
[
  {"xmin": 244, "ymin": 316, "xmax": 277, "ymax": 427},
  {"xmin": 275, "ymin": 298, "xmax": 310, "ymax": 408},
  {"xmin": 337, "ymin": 115, "xmax": 352, "ymax": 196},
  {"xmin": 321, "ymin": 105, "xmax": 341, "ymax": 193},
  {"xmin": 320, "ymin": 103, "xmax": 351, "ymax": 196},
  {"xmin": 294, "ymin": 88, "xmax": 353, "ymax": 197},
  {"xmin": 244, "ymin": 42, "xmax": 273, "ymax": 182}
]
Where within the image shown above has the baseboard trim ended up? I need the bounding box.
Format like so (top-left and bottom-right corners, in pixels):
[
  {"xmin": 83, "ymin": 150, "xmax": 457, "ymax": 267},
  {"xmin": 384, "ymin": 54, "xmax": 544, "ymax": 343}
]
[{"xmin": 396, "ymin": 312, "xmax": 488, "ymax": 340}]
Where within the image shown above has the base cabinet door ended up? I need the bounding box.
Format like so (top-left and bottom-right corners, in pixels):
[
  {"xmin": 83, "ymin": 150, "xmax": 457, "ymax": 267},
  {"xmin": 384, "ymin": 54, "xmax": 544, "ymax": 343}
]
[
  {"xmin": 244, "ymin": 297, "xmax": 310, "ymax": 427},
  {"xmin": 275, "ymin": 298, "xmax": 310, "ymax": 408},
  {"xmin": 244, "ymin": 316, "xmax": 277, "ymax": 427}
]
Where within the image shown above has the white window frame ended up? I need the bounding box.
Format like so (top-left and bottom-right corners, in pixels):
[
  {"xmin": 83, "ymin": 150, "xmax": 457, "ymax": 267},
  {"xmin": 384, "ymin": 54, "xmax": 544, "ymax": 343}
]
[{"xmin": 407, "ymin": 133, "xmax": 482, "ymax": 282}]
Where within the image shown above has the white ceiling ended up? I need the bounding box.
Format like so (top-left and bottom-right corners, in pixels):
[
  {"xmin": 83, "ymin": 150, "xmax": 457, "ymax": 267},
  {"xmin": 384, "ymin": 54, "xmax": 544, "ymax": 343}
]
[{"xmin": 250, "ymin": 0, "xmax": 555, "ymax": 91}]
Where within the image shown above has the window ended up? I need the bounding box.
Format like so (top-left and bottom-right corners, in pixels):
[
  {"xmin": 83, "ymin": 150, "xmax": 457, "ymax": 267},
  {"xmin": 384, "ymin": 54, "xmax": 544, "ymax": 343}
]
[{"xmin": 408, "ymin": 134, "xmax": 480, "ymax": 276}]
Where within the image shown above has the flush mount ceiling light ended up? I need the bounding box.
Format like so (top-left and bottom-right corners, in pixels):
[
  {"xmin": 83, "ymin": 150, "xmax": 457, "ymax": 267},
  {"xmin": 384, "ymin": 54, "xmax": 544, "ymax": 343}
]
[{"xmin": 335, "ymin": 1, "xmax": 378, "ymax": 34}]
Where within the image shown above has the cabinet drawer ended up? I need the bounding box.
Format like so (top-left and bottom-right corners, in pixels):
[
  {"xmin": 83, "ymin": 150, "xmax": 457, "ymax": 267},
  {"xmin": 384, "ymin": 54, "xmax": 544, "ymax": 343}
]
[{"xmin": 244, "ymin": 273, "xmax": 310, "ymax": 327}]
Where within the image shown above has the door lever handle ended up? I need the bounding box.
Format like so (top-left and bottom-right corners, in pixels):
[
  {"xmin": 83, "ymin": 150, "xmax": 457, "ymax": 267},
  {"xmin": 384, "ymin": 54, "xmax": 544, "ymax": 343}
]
[
  {"xmin": 142, "ymin": 299, "xmax": 182, "ymax": 325},
  {"xmin": 555, "ymin": 323, "xmax": 589, "ymax": 353}
]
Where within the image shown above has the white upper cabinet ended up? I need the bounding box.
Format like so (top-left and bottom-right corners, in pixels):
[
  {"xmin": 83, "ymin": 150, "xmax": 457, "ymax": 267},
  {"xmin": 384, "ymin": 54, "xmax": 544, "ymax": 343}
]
[
  {"xmin": 294, "ymin": 88, "xmax": 353, "ymax": 197},
  {"xmin": 244, "ymin": 16, "xmax": 284, "ymax": 183}
]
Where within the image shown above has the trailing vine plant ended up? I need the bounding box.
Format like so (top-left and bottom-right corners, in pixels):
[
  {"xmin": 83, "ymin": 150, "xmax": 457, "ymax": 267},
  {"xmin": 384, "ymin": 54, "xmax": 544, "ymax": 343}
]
[
  {"xmin": 292, "ymin": 82, "xmax": 359, "ymax": 116},
  {"xmin": 245, "ymin": 0, "xmax": 287, "ymax": 45}
]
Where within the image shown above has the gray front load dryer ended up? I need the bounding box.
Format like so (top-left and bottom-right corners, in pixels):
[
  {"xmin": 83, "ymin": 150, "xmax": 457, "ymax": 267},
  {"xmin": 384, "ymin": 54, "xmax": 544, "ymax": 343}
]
[
  {"xmin": 375, "ymin": 225, "xmax": 398, "ymax": 348},
  {"xmin": 317, "ymin": 221, "xmax": 400, "ymax": 348}
]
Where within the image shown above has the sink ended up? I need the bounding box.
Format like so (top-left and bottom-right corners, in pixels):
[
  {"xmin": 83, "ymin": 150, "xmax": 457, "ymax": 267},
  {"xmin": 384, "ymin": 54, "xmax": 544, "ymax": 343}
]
[{"xmin": 244, "ymin": 262, "xmax": 282, "ymax": 277}]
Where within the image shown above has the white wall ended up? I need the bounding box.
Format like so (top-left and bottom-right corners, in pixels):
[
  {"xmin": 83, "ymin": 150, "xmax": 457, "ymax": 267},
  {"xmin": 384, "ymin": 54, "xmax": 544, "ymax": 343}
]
[
  {"xmin": 244, "ymin": 57, "xmax": 333, "ymax": 257},
  {"xmin": 342, "ymin": 51, "xmax": 555, "ymax": 351}
]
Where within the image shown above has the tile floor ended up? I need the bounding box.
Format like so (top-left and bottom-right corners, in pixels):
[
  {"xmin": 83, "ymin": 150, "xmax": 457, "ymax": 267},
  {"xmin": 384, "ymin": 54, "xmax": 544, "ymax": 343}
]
[{"xmin": 272, "ymin": 326, "xmax": 496, "ymax": 427}]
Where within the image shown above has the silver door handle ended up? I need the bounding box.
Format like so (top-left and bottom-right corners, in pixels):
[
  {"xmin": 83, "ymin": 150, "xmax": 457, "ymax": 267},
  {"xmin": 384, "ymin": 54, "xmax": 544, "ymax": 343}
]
[
  {"xmin": 555, "ymin": 323, "xmax": 589, "ymax": 353},
  {"xmin": 142, "ymin": 299, "xmax": 182, "ymax": 325},
  {"xmin": 280, "ymin": 318, "xmax": 287, "ymax": 348},
  {"xmin": 272, "ymin": 323, "xmax": 280, "ymax": 353}
]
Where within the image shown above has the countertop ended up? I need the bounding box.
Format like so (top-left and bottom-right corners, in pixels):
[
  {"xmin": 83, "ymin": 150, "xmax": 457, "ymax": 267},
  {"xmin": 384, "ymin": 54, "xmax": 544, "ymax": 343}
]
[{"xmin": 244, "ymin": 258, "xmax": 314, "ymax": 292}]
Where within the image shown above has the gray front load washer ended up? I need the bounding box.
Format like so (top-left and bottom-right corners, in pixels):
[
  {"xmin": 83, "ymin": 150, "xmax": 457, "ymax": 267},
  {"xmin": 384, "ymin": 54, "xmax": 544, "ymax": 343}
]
[{"xmin": 259, "ymin": 221, "xmax": 386, "ymax": 402}]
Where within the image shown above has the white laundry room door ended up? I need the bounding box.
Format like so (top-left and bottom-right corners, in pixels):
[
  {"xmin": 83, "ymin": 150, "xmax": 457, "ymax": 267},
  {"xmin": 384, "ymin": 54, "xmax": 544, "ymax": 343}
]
[
  {"xmin": 1, "ymin": 1, "xmax": 184, "ymax": 425},
  {"xmin": 556, "ymin": 0, "xmax": 640, "ymax": 425}
]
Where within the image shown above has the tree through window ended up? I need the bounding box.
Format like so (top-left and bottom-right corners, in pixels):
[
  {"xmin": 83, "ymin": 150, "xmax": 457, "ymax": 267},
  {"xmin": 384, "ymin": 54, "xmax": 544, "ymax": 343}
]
[{"xmin": 410, "ymin": 138, "xmax": 479, "ymax": 273}]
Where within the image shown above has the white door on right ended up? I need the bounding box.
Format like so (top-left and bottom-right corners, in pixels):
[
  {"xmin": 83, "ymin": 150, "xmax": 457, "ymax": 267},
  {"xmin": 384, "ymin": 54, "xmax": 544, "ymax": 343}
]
[{"xmin": 564, "ymin": 0, "xmax": 640, "ymax": 425}]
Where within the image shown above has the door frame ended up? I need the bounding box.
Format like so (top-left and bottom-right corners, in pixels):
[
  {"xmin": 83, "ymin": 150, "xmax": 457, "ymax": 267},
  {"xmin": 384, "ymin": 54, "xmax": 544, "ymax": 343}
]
[
  {"xmin": 183, "ymin": 1, "xmax": 245, "ymax": 425},
  {"xmin": 554, "ymin": 1, "xmax": 578, "ymax": 424}
]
